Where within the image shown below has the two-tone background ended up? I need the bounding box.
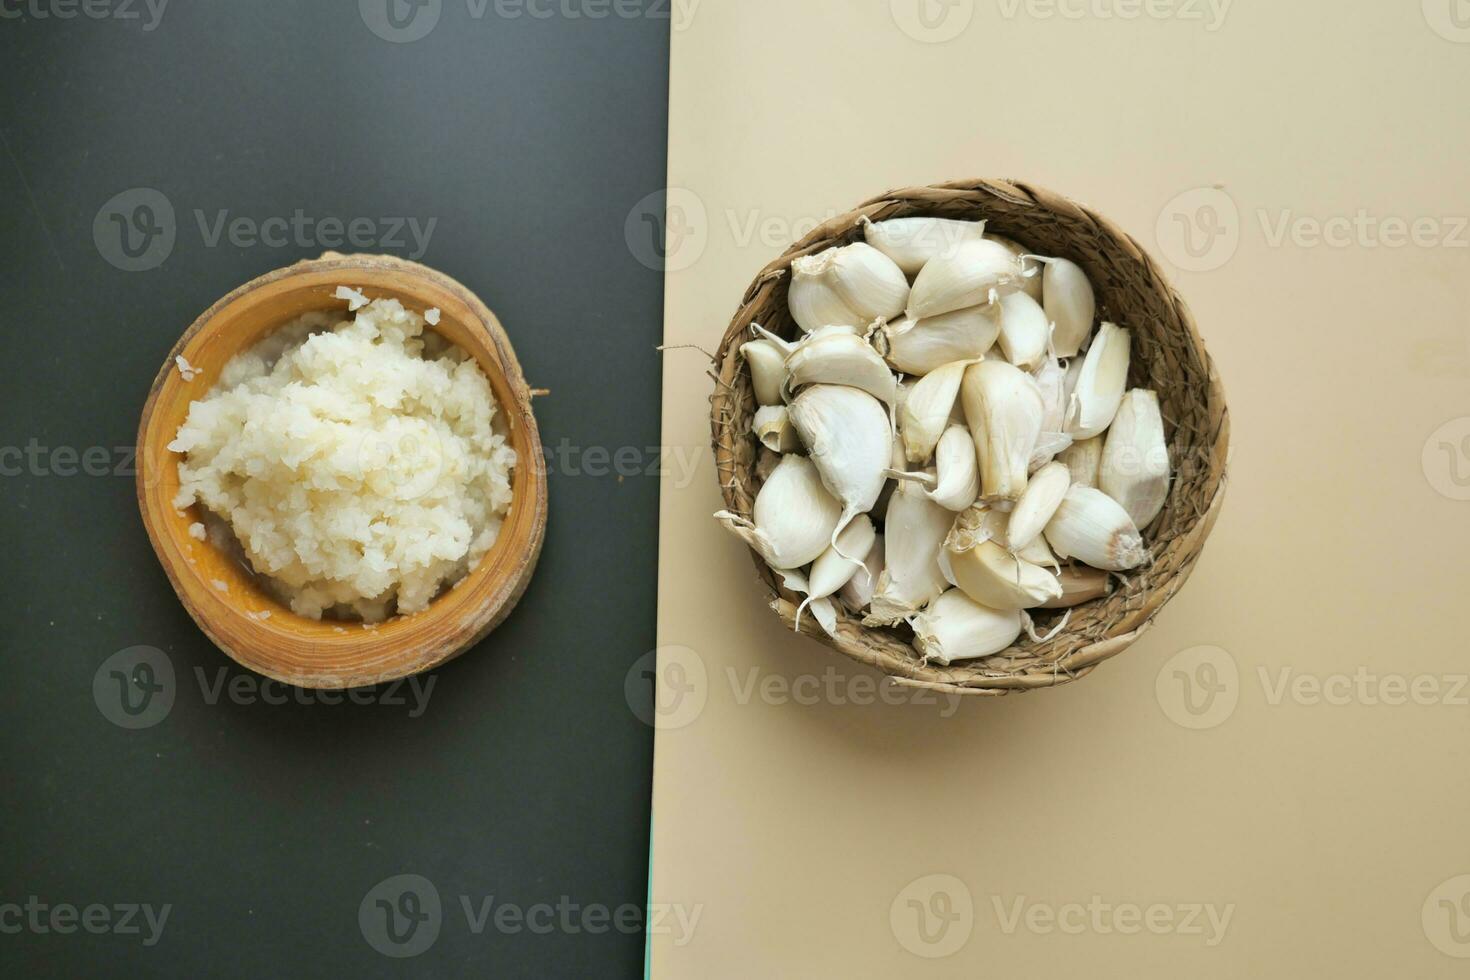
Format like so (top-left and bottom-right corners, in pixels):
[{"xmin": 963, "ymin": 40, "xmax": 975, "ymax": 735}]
[{"xmin": 4, "ymin": 1, "xmax": 1469, "ymax": 977}]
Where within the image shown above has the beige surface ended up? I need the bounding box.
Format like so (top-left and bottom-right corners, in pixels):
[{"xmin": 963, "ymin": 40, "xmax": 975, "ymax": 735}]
[{"xmin": 651, "ymin": 2, "xmax": 1470, "ymax": 976}]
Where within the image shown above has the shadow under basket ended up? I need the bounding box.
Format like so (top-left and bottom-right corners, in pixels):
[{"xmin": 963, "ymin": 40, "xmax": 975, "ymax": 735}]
[{"xmin": 709, "ymin": 179, "xmax": 1230, "ymax": 698}]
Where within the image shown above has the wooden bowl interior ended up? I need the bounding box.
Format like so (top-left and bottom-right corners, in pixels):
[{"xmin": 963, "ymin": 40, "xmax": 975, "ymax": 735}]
[{"xmin": 137, "ymin": 258, "xmax": 546, "ymax": 687}]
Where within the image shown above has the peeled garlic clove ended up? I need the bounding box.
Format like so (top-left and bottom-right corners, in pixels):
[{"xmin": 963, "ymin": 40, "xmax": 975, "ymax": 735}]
[
  {"xmin": 741, "ymin": 337, "xmax": 788, "ymax": 407},
  {"xmin": 1100, "ymin": 388, "xmax": 1170, "ymax": 530},
  {"xmin": 823, "ymin": 242, "xmax": 910, "ymax": 322},
  {"xmin": 985, "ymin": 234, "xmax": 1044, "ymax": 302},
  {"xmin": 900, "ymin": 359, "xmax": 972, "ymax": 463},
  {"xmin": 788, "ymin": 385, "xmax": 891, "ymax": 557},
  {"xmin": 1006, "ymin": 460, "xmax": 1071, "ymax": 551},
  {"xmin": 782, "ymin": 327, "xmax": 898, "ymax": 407},
  {"xmin": 947, "ymin": 538, "xmax": 1063, "ymax": 610},
  {"xmin": 1058, "ymin": 435, "xmax": 1102, "ymax": 488},
  {"xmin": 715, "ymin": 454, "xmax": 841, "ymax": 569},
  {"xmin": 1037, "ymin": 563, "xmax": 1113, "ymax": 609},
  {"xmin": 1044, "ymin": 485, "xmax": 1148, "ymax": 571},
  {"xmin": 861, "ymin": 216, "xmax": 987, "ymax": 276},
  {"xmin": 1041, "ymin": 257, "xmax": 1096, "ymax": 358},
  {"xmin": 789, "ymin": 251, "xmax": 865, "ymax": 333},
  {"xmin": 995, "ymin": 291, "xmax": 1050, "ymax": 372},
  {"xmin": 1067, "ymin": 322, "xmax": 1131, "ymax": 440},
  {"xmin": 838, "ymin": 532, "xmax": 884, "ymax": 611},
  {"xmin": 882, "ymin": 306, "xmax": 1000, "ymax": 376},
  {"xmin": 911, "ymin": 589, "xmax": 1023, "ymax": 665},
  {"xmin": 752, "ymin": 405, "xmax": 799, "ymax": 453},
  {"xmin": 865, "ymin": 478, "xmax": 951, "ymax": 625},
  {"xmin": 961, "ymin": 359, "xmax": 1044, "ymax": 503},
  {"xmin": 908, "ymin": 239, "xmax": 1024, "ymax": 320}
]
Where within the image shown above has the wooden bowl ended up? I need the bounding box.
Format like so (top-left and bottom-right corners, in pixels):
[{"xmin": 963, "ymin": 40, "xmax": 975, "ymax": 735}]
[{"xmin": 136, "ymin": 253, "xmax": 548, "ymax": 688}]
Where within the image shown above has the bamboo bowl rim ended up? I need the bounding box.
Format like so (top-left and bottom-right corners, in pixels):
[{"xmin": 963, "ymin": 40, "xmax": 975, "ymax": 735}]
[
  {"xmin": 136, "ymin": 253, "xmax": 548, "ymax": 689},
  {"xmin": 709, "ymin": 178, "xmax": 1231, "ymax": 697}
]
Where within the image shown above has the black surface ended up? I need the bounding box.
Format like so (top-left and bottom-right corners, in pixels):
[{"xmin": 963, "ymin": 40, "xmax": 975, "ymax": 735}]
[{"xmin": 0, "ymin": 4, "xmax": 668, "ymax": 977}]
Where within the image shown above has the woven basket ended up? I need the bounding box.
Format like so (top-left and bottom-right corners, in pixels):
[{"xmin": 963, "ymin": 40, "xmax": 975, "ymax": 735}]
[{"xmin": 709, "ymin": 179, "xmax": 1230, "ymax": 697}]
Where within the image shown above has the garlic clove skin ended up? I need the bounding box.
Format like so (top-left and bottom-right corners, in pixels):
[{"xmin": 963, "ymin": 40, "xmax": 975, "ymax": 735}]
[
  {"xmin": 862, "ymin": 216, "xmax": 987, "ymax": 276},
  {"xmin": 1034, "ymin": 354, "xmax": 1069, "ymax": 434},
  {"xmin": 782, "ymin": 327, "xmax": 898, "ymax": 406},
  {"xmin": 900, "ymin": 359, "xmax": 972, "ymax": 463},
  {"xmin": 1099, "ymin": 388, "xmax": 1170, "ymax": 530},
  {"xmin": 960, "ymin": 359, "xmax": 1045, "ymax": 503},
  {"xmin": 1037, "ymin": 563, "xmax": 1113, "ymax": 609},
  {"xmin": 1066, "ymin": 322, "xmax": 1131, "ymax": 440},
  {"xmin": 838, "ymin": 532, "xmax": 884, "ymax": 612},
  {"xmin": 864, "ymin": 478, "xmax": 951, "ymax": 626},
  {"xmin": 908, "ymin": 239, "xmax": 1024, "ymax": 320},
  {"xmin": 985, "ymin": 234, "xmax": 1044, "ymax": 302},
  {"xmin": 911, "ymin": 589, "xmax": 1023, "ymax": 665},
  {"xmin": 882, "ymin": 306, "xmax": 1000, "ymax": 376},
  {"xmin": 741, "ymin": 338, "xmax": 788, "ymax": 407},
  {"xmin": 1058, "ymin": 435, "xmax": 1103, "ymax": 488},
  {"xmin": 1041, "ymin": 257, "xmax": 1096, "ymax": 358},
  {"xmin": 825, "ymin": 242, "xmax": 911, "ymax": 323},
  {"xmin": 947, "ymin": 538, "xmax": 1063, "ymax": 610},
  {"xmin": 1006, "ymin": 460, "xmax": 1071, "ymax": 551},
  {"xmin": 1015, "ymin": 530, "xmax": 1059, "ymax": 570},
  {"xmin": 1043, "ymin": 485, "xmax": 1148, "ymax": 571},
  {"xmin": 995, "ymin": 291, "xmax": 1050, "ymax": 372},
  {"xmin": 715, "ymin": 454, "xmax": 841, "ymax": 570},
  {"xmin": 925, "ymin": 425, "xmax": 980, "ymax": 511},
  {"xmin": 797, "ymin": 514, "xmax": 877, "ymax": 628},
  {"xmin": 787, "ymin": 385, "xmax": 892, "ymax": 557},
  {"xmin": 789, "ymin": 251, "xmax": 865, "ymax": 333},
  {"xmin": 752, "ymin": 405, "xmax": 800, "ymax": 453}
]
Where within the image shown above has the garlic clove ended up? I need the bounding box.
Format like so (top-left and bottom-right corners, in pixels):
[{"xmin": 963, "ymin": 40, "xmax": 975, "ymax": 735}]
[
  {"xmin": 787, "ymin": 385, "xmax": 891, "ymax": 559},
  {"xmin": 1058, "ymin": 435, "xmax": 1103, "ymax": 488},
  {"xmin": 1099, "ymin": 388, "xmax": 1170, "ymax": 530},
  {"xmin": 789, "ymin": 251, "xmax": 865, "ymax": 333},
  {"xmin": 752, "ymin": 405, "xmax": 800, "ymax": 453},
  {"xmin": 882, "ymin": 306, "xmax": 1000, "ymax": 376},
  {"xmin": 1015, "ymin": 530, "xmax": 1059, "ymax": 570},
  {"xmin": 960, "ymin": 359, "xmax": 1045, "ymax": 503},
  {"xmin": 1041, "ymin": 257, "xmax": 1095, "ymax": 358},
  {"xmin": 947, "ymin": 538, "xmax": 1063, "ymax": 610},
  {"xmin": 985, "ymin": 234, "xmax": 1044, "ymax": 302},
  {"xmin": 900, "ymin": 359, "xmax": 972, "ymax": 463},
  {"xmin": 995, "ymin": 291, "xmax": 1050, "ymax": 372},
  {"xmin": 907, "ymin": 239, "xmax": 1024, "ymax": 320},
  {"xmin": 1037, "ymin": 563, "xmax": 1113, "ymax": 609},
  {"xmin": 911, "ymin": 589, "xmax": 1023, "ymax": 665},
  {"xmin": 797, "ymin": 514, "xmax": 877, "ymax": 629},
  {"xmin": 1043, "ymin": 485, "xmax": 1148, "ymax": 571},
  {"xmin": 715, "ymin": 454, "xmax": 841, "ymax": 569},
  {"xmin": 1034, "ymin": 353, "xmax": 1069, "ymax": 434},
  {"xmin": 864, "ymin": 478, "xmax": 951, "ymax": 626},
  {"xmin": 838, "ymin": 532, "xmax": 884, "ymax": 612},
  {"xmin": 1006, "ymin": 460, "xmax": 1071, "ymax": 551},
  {"xmin": 925, "ymin": 425, "xmax": 980, "ymax": 511},
  {"xmin": 781, "ymin": 327, "xmax": 898, "ymax": 406},
  {"xmin": 1066, "ymin": 322, "xmax": 1131, "ymax": 440},
  {"xmin": 861, "ymin": 216, "xmax": 987, "ymax": 276},
  {"xmin": 825, "ymin": 242, "xmax": 910, "ymax": 322},
  {"xmin": 740, "ymin": 337, "xmax": 788, "ymax": 407}
]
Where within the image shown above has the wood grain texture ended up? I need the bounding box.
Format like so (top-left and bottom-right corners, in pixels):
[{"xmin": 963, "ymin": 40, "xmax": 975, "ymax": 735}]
[
  {"xmin": 709, "ymin": 179, "xmax": 1230, "ymax": 697},
  {"xmin": 136, "ymin": 253, "xmax": 548, "ymax": 689}
]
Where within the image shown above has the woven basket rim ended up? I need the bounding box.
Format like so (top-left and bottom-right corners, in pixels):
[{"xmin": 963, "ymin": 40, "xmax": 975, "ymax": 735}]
[{"xmin": 709, "ymin": 178, "xmax": 1230, "ymax": 697}]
